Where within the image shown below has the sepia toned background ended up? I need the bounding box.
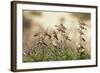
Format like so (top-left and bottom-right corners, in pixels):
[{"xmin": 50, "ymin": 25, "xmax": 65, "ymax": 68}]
[{"xmin": 23, "ymin": 10, "xmax": 91, "ymax": 62}]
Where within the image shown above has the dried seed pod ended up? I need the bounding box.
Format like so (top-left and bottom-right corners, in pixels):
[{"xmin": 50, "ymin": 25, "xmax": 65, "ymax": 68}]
[
  {"xmin": 63, "ymin": 34, "xmax": 71, "ymax": 41},
  {"xmin": 81, "ymin": 38, "xmax": 86, "ymax": 41},
  {"xmin": 38, "ymin": 37, "xmax": 48, "ymax": 46},
  {"xmin": 80, "ymin": 25, "xmax": 87, "ymax": 30},
  {"xmin": 77, "ymin": 29, "xmax": 85, "ymax": 35},
  {"xmin": 60, "ymin": 24, "xmax": 66, "ymax": 30},
  {"xmin": 79, "ymin": 21, "xmax": 87, "ymax": 26},
  {"xmin": 44, "ymin": 32, "xmax": 51, "ymax": 39},
  {"xmin": 52, "ymin": 31, "xmax": 58, "ymax": 40}
]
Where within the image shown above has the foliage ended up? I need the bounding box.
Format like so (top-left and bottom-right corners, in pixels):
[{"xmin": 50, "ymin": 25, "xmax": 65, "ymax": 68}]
[
  {"xmin": 23, "ymin": 20, "xmax": 91, "ymax": 62},
  {"xmin": 23, "ymin": 47, "xmax": 90, "ymax": 62}
]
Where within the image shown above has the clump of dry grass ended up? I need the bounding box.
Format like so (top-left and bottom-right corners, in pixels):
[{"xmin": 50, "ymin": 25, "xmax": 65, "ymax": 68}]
[{"xmin": 23, "ymin": 20, "xmax": 90, "ymax": 62}]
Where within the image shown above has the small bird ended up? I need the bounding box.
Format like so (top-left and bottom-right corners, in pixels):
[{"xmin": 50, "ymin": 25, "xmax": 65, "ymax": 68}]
[{"xmin": 52, "ymin": 31, "xmax": 58, "ymax": 40}]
